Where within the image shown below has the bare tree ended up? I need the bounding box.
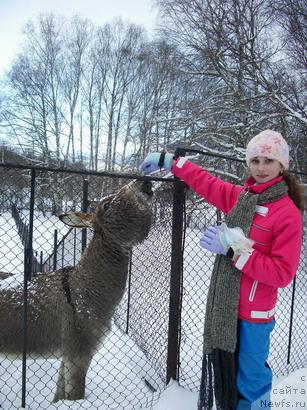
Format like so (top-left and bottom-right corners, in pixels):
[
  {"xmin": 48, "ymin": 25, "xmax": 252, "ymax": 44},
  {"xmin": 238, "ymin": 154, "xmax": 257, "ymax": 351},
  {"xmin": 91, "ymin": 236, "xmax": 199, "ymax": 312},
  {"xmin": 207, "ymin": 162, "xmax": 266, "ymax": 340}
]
[
  {"xmin": 93, "ymin": 21, "xmax": 145, "ymax": 171},
  {"xmin": 62, "ymin": 16, "xmax": 92, "ymax": 163},
  {"xmin": 271, "ymin": 0, "xmax": 307, "ymax": 72},
  {"xmin": 155, "ymin": 0, "xmax": 306, "ymax": 173},
  {"xmin": 1, "ymin": 14, "xmax": 66, "ymax": 165},
  {"xmin": 36, "ymin": 14, "xmax": 65, "ymax": 164}
]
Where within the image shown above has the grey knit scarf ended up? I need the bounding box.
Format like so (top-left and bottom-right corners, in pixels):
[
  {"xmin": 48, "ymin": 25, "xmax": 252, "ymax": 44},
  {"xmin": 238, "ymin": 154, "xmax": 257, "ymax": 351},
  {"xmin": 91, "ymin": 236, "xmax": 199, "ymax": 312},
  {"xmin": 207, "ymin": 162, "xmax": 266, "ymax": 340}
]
[{"xmin": 198, "ymin": 180, "xmax": 288, "ymax": 410}]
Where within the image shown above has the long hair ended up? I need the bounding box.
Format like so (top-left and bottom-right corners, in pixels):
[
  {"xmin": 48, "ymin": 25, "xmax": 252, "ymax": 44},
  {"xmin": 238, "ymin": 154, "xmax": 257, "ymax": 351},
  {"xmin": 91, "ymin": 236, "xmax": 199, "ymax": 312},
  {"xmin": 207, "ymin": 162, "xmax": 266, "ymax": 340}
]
[
  {"xmin": 243, "ymin": 168, "xmax": 306, "ymax": 213},
  {"xmin": 283, "ymin": 171, "xmax": 306, "ymax": 213}
]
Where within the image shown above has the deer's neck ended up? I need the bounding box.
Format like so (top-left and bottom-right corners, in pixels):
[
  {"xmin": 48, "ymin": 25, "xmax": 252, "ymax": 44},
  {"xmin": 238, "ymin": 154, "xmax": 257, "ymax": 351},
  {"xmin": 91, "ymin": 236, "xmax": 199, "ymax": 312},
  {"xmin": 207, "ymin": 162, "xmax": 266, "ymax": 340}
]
[
  {"xmin": 67, "ymin": 234, "xmax": 131, "ymax": 321},
  {"xmin": 74, "ymin": 234, "xmax": 130, "ymax": 283}
]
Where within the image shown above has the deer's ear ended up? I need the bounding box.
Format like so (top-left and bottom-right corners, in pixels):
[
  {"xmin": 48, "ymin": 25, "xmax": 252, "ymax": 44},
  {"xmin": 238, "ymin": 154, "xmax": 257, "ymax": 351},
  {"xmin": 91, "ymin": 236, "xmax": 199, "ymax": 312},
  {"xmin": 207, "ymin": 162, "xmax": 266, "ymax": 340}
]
[{"xmin": 59, "ymin": 212, "xmax": 93, "ymax": 228}]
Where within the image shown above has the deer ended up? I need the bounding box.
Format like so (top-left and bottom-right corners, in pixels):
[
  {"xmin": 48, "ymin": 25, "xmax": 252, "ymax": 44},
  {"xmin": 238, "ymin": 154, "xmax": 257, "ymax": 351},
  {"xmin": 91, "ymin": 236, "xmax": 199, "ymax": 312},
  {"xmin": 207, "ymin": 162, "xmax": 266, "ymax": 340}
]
[{"xmin": 0, "ymin": 179, "xmax": 153, "ymax": 402}]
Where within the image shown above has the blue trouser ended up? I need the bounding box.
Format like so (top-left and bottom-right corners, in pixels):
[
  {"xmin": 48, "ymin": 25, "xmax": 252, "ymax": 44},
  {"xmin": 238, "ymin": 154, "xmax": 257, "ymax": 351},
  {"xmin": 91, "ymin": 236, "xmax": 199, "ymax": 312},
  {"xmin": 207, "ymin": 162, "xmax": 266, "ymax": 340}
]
[{"xmin": 236, "ymin": 319, "xmax": 275, "ymax": 409}]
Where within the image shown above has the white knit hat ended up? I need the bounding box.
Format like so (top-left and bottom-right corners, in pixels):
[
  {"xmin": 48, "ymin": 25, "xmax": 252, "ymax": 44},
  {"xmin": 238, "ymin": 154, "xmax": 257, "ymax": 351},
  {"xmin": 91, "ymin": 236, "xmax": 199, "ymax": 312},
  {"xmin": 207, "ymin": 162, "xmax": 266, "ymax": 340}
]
[{"xmin": 246, "ymin": 130, "xmax": 290, "ymax": 170}]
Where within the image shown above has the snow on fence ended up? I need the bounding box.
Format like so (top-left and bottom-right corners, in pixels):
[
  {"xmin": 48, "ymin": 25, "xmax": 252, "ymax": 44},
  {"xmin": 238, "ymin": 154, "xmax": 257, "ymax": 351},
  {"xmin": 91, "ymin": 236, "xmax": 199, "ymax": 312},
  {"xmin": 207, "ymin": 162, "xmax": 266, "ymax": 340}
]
[{"xmin": 0, "ymin": 163, "xmax": 306, "ymax": 410}]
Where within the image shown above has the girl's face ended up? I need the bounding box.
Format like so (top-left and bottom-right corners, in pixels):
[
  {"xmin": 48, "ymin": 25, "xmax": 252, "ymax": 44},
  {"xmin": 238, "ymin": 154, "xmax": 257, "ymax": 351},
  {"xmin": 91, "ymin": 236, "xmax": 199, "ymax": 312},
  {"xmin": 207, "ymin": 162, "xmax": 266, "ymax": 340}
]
[{"xmin": 248, "ymin": 156, "xmax": 283, "ymax": 184}]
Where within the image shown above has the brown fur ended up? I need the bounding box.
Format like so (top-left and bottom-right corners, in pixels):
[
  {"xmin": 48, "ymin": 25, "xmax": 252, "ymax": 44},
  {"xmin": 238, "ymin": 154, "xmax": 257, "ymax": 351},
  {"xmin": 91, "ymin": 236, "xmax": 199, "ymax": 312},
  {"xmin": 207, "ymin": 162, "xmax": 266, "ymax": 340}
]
[
  {"xmin": 0, "ymin": 180, "xmax": 152, "ymax": 402},
  {"xmin": 283, "ymin": 171, "xmax": 306, "ymax": 213}
]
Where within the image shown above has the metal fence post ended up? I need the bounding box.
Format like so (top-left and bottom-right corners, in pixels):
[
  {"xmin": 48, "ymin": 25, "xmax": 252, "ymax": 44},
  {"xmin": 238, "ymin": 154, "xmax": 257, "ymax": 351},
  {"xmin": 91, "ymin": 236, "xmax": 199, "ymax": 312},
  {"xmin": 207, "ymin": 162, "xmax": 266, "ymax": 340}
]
[
  {"xmin": 22, "ymin": 168, "xmax": 36, "ymax": 408},
  {"xmin": 73, "ymin": 229, "xmax": 77, "ymax": 266},
  {"xmin": 53, "ymin": 229, "xmax": 58, "ymax": 271},
  {"xmin": 82, "ymin": 178, "xmax": 89, "ymax": 251},
  {"xmin": 166, "ymin": 177, "xmax": 186, "ymax": 383},
  {"xmin": 125, "ymin": 250, "xmax": 133, "ymax": 335},
  {"xmin": 287, "ymin": 275, "xmax": 297, "ymax": 365},
  {"xmin": 40, "ymin": 251, "xmax": 43, "ymax": 272}
]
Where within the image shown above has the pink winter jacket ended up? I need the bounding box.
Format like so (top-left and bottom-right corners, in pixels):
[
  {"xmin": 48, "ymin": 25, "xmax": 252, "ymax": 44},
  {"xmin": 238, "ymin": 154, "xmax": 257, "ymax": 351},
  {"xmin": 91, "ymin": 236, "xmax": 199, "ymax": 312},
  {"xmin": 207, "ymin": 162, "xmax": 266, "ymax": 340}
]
[{"xmin": 172, "ymin": 158, "xmax": 303, "ymax": 323}]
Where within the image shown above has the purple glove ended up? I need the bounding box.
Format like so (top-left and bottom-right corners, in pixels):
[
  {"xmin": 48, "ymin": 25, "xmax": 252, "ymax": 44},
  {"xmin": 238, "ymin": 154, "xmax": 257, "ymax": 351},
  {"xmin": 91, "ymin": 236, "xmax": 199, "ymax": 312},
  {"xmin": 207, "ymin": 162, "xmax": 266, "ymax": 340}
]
[
  {"xmin": 200, "ymin": 225, "xmax": 228, "ymax": 255},
  {"xmin": 139, "ymin": 152, "xmax": 174, "ymax": 175}
]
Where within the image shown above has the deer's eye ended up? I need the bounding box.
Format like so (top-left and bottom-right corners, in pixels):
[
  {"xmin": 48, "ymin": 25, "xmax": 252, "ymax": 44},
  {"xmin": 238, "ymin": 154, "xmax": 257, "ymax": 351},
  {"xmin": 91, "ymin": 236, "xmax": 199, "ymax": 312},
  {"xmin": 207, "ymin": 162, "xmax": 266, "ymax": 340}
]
[{"xmin": 101, "ymin": 201, "xmax": 110, "ymax": 211}]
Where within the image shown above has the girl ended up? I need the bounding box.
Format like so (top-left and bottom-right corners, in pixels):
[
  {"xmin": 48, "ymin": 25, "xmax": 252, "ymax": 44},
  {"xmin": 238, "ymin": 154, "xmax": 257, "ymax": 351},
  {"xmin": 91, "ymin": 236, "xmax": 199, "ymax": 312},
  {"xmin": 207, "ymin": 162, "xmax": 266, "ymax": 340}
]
[{"xmin": 139, "ymin": 130, "xmax": 305, "ymax": 409}]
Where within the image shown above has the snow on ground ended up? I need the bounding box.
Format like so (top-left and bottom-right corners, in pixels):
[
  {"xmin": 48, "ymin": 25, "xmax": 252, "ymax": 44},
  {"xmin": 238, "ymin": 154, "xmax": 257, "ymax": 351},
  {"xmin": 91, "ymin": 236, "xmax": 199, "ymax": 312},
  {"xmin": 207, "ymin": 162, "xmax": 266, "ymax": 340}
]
[
  {"xmin": 0, "ymin": 324, "xmax": 165, "ymax": 410},
  {"xmin": 270, "ymin": 368, "xmax": 306, "ymax": 408},
  {"xmin": 20, "ymin": 210, "xmax": 69, "ymax": 257},
  {"xmin": 0, "ymin": 211, "xmax": 69, "ymax": 286},
  {"xmin": 1, "ymin": 339, "xmax": 305, "ymax": 410},
  {"xmin": 152, "ymin": 368, "xmax": 307, "ymax": 409},
  {"xmin": 0, "ymin": 212, "xmax": 24, "ymax": 277}
]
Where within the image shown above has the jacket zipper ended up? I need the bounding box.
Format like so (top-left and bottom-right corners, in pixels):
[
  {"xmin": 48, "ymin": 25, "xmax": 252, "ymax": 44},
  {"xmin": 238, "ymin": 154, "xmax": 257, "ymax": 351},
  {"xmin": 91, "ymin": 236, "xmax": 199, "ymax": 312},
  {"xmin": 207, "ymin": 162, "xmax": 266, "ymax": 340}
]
[{"xmin": 249, "ymin": 280, "xmax": 258, "ymax": 302}]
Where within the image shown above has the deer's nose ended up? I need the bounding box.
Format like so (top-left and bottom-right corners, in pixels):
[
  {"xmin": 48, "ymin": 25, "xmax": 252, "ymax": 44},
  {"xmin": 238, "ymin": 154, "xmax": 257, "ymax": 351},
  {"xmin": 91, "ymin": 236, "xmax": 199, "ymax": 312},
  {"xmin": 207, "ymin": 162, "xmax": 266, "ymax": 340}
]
[{"xmin": 141, "ymin": 180, "xmax": 153, "ymax": 196}]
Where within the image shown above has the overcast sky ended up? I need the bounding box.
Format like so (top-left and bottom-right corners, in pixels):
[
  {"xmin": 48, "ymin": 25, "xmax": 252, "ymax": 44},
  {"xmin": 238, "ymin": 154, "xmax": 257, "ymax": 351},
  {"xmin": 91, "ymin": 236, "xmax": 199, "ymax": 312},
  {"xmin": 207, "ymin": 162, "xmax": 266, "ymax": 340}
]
[{"xmin": 0, "ymin": 0, "xmax": 158, "ymax": 77}]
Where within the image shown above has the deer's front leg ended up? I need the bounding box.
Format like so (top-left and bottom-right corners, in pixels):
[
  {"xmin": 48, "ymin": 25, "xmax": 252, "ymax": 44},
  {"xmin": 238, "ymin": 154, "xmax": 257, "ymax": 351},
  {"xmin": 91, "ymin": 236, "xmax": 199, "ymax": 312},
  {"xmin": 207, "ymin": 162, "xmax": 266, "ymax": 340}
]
[{"xmin": 63, "ymin": 353, "xmax": 92, "ymax": 401}]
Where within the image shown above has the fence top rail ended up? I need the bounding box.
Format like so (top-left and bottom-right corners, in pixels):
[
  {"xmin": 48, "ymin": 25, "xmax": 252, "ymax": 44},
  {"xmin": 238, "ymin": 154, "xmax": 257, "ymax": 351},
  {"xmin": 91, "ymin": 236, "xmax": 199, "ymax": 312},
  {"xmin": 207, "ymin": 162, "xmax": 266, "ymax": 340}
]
[
  {"xmin": 0, "ymin": 162, "xmax": 174, "ymax": 182},
  {"xmin": 182, "ymin": 148, "xmax": 307, "ymax": 177},
  {"xmin": 1, "ymin": 155, "xmax": 305, "ymax": 179}
]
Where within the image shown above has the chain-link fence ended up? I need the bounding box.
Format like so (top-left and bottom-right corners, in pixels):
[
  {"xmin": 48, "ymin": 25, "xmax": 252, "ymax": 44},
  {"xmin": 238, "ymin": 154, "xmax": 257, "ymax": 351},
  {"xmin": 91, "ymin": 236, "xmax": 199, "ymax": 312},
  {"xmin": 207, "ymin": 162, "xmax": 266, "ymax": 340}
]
[{"xmin": 0, "ymin": 162, "xmax": 306, "ymax": 409}]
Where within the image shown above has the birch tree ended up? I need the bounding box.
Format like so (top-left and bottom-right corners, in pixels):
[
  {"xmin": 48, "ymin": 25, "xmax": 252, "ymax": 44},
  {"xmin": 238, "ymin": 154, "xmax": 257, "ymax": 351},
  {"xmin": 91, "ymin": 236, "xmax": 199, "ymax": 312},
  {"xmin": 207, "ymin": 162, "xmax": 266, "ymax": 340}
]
[
  {"xmin": 62, "ymin": 16, "xmax": 92, "ymax": 163},
  {"xmin": 95, "ymin": 21, "xmax": 144, "ymax": 171},
  {"xmin": 2, "ymin": 14, "xmax": 65, "ymax": 165}
]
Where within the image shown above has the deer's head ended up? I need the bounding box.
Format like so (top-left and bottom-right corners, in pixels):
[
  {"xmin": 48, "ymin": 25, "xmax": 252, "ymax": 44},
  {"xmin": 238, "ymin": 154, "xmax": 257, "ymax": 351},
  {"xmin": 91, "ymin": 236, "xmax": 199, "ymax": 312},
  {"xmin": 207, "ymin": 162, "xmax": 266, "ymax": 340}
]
[{"xmin": 60, "ymin": 180, "xmax": 153, "ymax": 247}]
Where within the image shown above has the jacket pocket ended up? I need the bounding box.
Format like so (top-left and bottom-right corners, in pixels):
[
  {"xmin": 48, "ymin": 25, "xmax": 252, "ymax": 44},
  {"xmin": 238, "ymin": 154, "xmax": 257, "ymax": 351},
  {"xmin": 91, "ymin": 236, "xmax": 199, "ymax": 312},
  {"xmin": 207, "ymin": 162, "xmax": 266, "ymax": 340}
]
[{"xmin": 249, "ymin": 280, "xmax": 258, "ymax": 302}]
